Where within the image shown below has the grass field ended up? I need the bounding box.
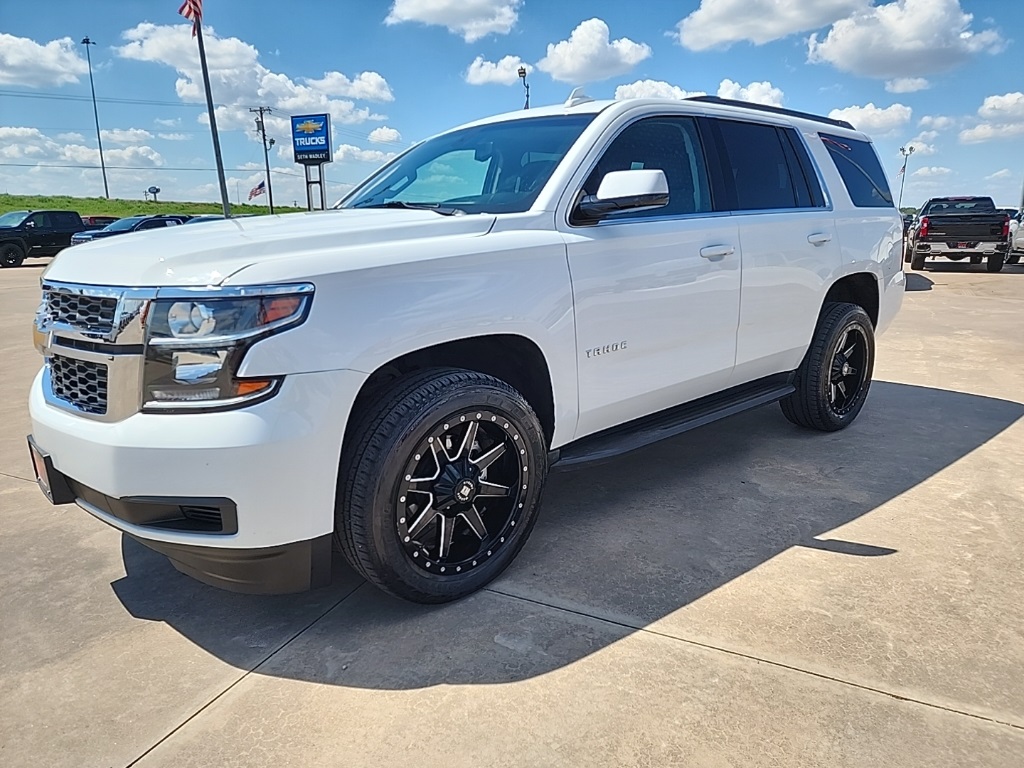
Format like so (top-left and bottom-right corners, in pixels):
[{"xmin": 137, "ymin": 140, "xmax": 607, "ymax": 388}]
[{"xmin": 0, "ymin": 194, "xmax": 305, "ymax": 218}]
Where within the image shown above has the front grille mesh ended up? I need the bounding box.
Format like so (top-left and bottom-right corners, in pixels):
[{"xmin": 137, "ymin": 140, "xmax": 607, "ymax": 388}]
[
  {"xmin": 50, "ymin": 354, "xmax": 108, "ymax": 415},
  {"xmin": 45, "ymin": 290, "xmax": 117, "ymax": 336}
]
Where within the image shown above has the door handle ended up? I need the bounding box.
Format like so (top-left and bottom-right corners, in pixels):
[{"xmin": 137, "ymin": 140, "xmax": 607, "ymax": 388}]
[
  {"xmin": 699, "ymin": 244, "xmax": 735, "ymax": 260},
  {"xmin": 807, "ymin": 233, "xmax": 833, "ymax": 246}
]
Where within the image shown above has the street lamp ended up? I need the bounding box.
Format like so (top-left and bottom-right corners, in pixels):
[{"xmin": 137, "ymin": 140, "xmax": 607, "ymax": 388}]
[
  {"xmin": 517, "ymin": 65, "xmax": 530, "ymax": 110},
  {"xmin": 897, "ymin": 145, "xmax": 915, "ymax": 210},
  {"xmin": 81, "ymin": 37, "xmax": 109, "ymax": 198}
]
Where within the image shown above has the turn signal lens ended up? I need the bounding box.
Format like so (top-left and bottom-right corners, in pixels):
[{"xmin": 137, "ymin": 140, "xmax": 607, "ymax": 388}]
[{"xmin": 233, "ymin": 379, "xmax": 274, "ymax": 397}]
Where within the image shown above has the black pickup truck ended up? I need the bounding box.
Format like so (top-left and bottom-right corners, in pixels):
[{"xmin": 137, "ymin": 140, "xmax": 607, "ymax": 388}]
[
  {"xmin": 907, "ymin": 196, "xmax": 1011, "ymax": 273},
  {"xmin": 0, "ymin": 210, "xmax": 94, "ymax": 267}
]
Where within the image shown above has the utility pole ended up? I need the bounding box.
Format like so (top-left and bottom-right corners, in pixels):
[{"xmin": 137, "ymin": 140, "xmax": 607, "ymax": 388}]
[
  {"xmin": 80, "ymin": 37, "xmax": 109, "ymax": 199},
  {"xmin": 897, "ymin": 145, "xmax": 915, "ymax": 210},
  {"xmin": 517, "ymin": 65, "xmax": 530, "ymax": 109},
  {"xmin": 250, "ymin": 107, "xmax": 276, "ymax": 214}
]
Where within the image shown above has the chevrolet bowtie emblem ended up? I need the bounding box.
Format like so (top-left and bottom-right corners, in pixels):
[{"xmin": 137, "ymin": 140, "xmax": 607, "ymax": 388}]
[{"xmin": 295, "ymin": 120, "xmax": 324, "ymax": 134}]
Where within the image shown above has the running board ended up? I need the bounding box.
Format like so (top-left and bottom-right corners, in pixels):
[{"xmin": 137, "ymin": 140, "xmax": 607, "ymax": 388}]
[{"xmin": 550, "ymin": 374, "xmax": 795, "ymax": 469}]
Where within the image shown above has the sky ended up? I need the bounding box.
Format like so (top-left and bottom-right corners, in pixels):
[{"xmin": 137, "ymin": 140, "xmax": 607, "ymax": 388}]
[{"xmin": 1, "ymin": 0, "xmax": 1021, "ymax": 210}]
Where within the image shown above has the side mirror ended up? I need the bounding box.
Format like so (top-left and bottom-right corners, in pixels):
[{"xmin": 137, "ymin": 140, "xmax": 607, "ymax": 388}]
[
  {"xmin": 25, "ymin": 220, "xmax": 35, "ymax": 228},
  {"xmin": 575, "ymin": 169, "xmax": 669, "ymax": 223}
]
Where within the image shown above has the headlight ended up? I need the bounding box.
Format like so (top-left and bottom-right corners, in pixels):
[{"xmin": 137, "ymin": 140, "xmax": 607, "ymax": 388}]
[{"xmin": 142, "ymin": 283, "xmax": 313, "ymax": 411}]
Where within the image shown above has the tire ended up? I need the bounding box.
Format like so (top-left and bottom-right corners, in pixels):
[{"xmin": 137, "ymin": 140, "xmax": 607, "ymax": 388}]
[
  {"xmin": 986, "ymin": 253, "xmax": 1004, "ymax": 273},
  {"xmin": 0, "ymin": 243, "xmax": 25, "ymax": 268},
  {"xmin": 780, "ymin": 302, "xmax": 875, "ymax": 432},
  {"xmin": 1008, "ymin": 253, "xmax": 1020, "ymax": 264},
  {"xmin": 336, "ymin": 367, "xmax": 548, "ymax": 603},
  {"xmin": 970, "ymin": 255, "xmax": 982, "ymax": 265},
  {"xmin": 910, "ymin": 253, "xmax": 926, "ymax": 271}
]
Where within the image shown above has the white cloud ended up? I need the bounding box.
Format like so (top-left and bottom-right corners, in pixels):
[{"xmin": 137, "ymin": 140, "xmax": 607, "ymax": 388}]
[
  {"xmin": 959, "ymin": 92, "xmax": 1024, "ymax": 144},
  {"xmin": 157, "ymin": 132, "xmax": 191, "ymax": 141},
  {"xmin": 614, "ymin": 80, "xmax": 705, "ymax": 100},
  {"xmin": 385, "ymin": 0, "xmax": 522, "ymax": 43},
  {"xmin": 676, "ymin": 0, "xmax": 866, "ymax": 51},
  {"xmin": 985, "ymin": 169, "xmax": 1012, "ymax": 181},
  {"xmin": 828, "ymin": 103, "xmax": 912, "ymax": 135},
  {"xmin": 115, "ymin": 23, "xmax": 388, "ymax": 146},
  {"xmin": 717, "ymin": 79, "xmax": 784, "ymax": 107},
  {"xmin": 0, "ymin": 126, "xmax": 163, "ymax": 168},
  {"xmin": 905, "ymin": 132, "xmax": 937, "ymax": 156},
  {"xmin": 537, "ymin": 19, "xmax": 651, "ymax": 84},
  {"xmin": 335, "ymin": 144, "xmax": 399, "ymax": 164},
  {"xmin": 919, "ymin": 115, "xmax": 955, "ymax": 131},
  {"xmin": 303, "ymin": 71, "xmax": 394, "ymax": 102},
  {"xmin": 368, "ymin": 126, "xmax": 402, "ymax": 144},
  {"xmin": 154, "ymin": 117, "xmax": 181, "ymax": 128},
  {"xmin": 0, "ymin": 34, "xmax": 89, "ymax": 87},
  {"xmin": 56, "ymin": 132, "xmax": 85, "ymax": 142},
  {"xmin": 101, "ymin": 128, "xmax": 154, "ymax": 145},
  {"xmin": 465, "ymin": 55, "xmax": 530, "ymax": 86},
  {"xmin": 807, "ymin": 0, "xmax": 1005, "ymax": 79},
  {"xmin": 913, "ymin": 166, "xmax": 952, "ymax": 177},
  {"xmin": 886, "ymin": 77, "xmax": 929, "ymax": 93}
]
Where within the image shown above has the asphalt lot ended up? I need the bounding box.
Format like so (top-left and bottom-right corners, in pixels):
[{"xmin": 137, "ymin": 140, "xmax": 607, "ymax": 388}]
[{"xmin": 2, "ymin": 258, "xmax": 1023, "ymax": 767}]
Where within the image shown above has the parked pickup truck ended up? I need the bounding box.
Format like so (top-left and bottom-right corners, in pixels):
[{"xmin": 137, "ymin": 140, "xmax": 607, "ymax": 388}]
[
  {"xmin": 0, "ymin": 210, "xmax": 96, "ymax": 267},
  {"xmin": 907, "ymin": 196, "xmax": 1011, "ymax": 272},
  {"xmin": 27, "ymin": 93, "xmax": 904, "ymax": 603}
]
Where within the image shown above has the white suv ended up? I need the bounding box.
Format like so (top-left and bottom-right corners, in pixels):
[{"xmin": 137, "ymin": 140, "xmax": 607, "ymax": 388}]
[{"xmin": 28, "ymin": 93, "xmax": 904, "ymax": 603}]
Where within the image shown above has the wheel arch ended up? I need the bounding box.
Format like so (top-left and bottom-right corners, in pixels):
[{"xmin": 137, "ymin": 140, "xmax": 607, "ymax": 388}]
[
  {"xmin": 345, "ymin": 334, "xmax": 558, "ymax": 449},
  {"xmin": 822, "ymin": 272, "xmax": 879, "ymax": 327}
]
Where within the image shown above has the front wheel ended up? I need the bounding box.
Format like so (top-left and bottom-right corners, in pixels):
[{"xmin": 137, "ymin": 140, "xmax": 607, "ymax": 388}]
[
  {"xmin": 0, "ymin": 243, "xmax": 25, "ymax": 268},
  {"xmin": 781, "ymin": 302, "xmax": 875, "ymax": 432},
  {"xmin": 987, "ymin": 253, "xmax": 1004, "ymax": 273},
  {"xmin": 336, "ymin": 368, "xmax": 548, "ymax": 603}
]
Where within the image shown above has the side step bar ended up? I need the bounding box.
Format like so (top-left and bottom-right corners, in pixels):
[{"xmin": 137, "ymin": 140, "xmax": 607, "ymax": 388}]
[{"xmin": 551, "ymin": 373, "xmax": 795, "ymax": 469}]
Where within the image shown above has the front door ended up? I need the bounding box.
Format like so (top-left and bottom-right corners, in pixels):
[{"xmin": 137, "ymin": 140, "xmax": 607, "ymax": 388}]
[{"xmin": 561, "ymin": 116, "xmax": 741, "ymax": 439}]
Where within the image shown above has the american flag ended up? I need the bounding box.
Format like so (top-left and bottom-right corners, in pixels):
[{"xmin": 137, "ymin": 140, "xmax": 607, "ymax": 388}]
[
  {"xmin": 896, "ymin": 165, "xmax": 906, "ymax": 178},
  {"xmin": 248, "ymin": 180, "xmax": 266, "ymax": 201},
  {"xmin": 178, "ymin": 0, "xmax": 202, "ymax": 37}
]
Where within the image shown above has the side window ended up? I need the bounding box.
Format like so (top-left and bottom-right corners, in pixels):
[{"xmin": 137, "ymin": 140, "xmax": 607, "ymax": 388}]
[
  {"xmin": 582, "ymin": 116, "xmax": 712, "ymax": 219},
  {"xmin": 779, "ymin": 129, "xmax": 825, "ymax": 208},
  {"xmin": 27, "ymin": 212, "xmax": 52, "ymax": 228},
  {"xmin": 139, "ymin": 219, "xmax": 166, "ymax": 230},
  {"xmin": 714, "ymin": 120, "xmax": 804, "ymax": 211},
  {"xmin": 819, "ymin": 132, "xmax": 894, "ymax": 208}
]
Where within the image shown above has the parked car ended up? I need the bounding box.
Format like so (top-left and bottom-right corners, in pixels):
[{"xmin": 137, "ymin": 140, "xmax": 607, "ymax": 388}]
[
  {"xmin": 0, "ymin": 209, "xmax": 95, "ymax": 267},
  {"xmin": 906, "ymin": 196, "xmax": 1011, "ymax": 272},
  {"xmin": 28, "ymin": 93, "xmax": 904, "ymax": 602},
  {"xmin": 81, "ymin": 215, "xmax": 120, "ymax": 229},
  {"xmin": 69, "ymin": 214, "xmax": 193, "ymax": 245},
  {"xmin": 181, "ymin": 214, "xmax": 226, "ymax": 224}
]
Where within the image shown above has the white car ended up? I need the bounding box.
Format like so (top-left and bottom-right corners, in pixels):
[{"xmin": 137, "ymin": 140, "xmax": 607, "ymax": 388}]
[
  {"xmin": 1008, "ymin": 211, "xmax": 1022, "ymax": 263},
  {"xmin": 28, "ymin": 92, "xmax": 904, "ymax": 602}
]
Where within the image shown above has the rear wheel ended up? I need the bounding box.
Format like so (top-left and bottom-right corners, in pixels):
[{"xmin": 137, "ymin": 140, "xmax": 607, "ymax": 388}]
[
  {"xmin": 781, "ymin": 302, "xmax": 874, "ymax": 432},
  {"xmin": 336, "ymin": 368, "xmax": 548, "ymax": 603},
  {"xmin": 910, "ymin": 253, "xmax": 926, "ymax": 271},
  {"xmin": 0, "ymin": 243, "xmax": 25, "ymax": 268},
  {"xmin": 986, "ymin": 253, "xmax": 1004, "ymax": 273}
]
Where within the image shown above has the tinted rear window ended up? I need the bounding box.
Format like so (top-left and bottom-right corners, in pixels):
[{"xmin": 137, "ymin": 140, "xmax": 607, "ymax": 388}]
[
  {"xmin": 922, "ymin": 198, "xmax": 996, "ymax": 214},
  {"xmin": 819, "ymin": 133, "xmax": 893, "ymax": 208}
]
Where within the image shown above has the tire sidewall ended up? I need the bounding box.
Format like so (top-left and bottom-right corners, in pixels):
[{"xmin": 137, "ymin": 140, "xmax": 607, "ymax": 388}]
[
  {"xmin": 361, "ymin": 379, "xmax": 547, "ymax": 600},
  {"xmin": 815, "ymin": 307, "xmax": 875, "ymax": 430},
  {"xmin": 1, "ymin": 243, "xmax": 25, "ymax": 267}
]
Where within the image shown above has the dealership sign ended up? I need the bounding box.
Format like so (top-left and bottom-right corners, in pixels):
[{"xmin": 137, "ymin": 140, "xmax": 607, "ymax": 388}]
[{"xmin": 291, "ymin": 114, "xmax": 332, "ymax": 165}]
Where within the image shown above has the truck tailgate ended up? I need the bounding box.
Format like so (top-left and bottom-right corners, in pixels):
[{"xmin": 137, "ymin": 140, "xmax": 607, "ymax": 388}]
[{"xmin": 923, "ymin": 215, "xmax": 1006, "ymax": 241}]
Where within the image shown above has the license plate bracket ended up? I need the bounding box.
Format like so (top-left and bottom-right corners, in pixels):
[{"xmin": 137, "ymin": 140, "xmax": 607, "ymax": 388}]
[{"xmin": 27, "ymin": 436, "xmax": 76, "ymax": 505}]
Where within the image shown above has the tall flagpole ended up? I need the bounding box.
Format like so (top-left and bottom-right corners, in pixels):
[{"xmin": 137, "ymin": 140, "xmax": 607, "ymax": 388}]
[{"xmin": 192, "ymin": 15, "xmax": 231, "ymax": 217}]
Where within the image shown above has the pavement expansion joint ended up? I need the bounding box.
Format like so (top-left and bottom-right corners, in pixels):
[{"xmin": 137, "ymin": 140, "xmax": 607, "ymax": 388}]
[
  {"xmin": 0, "ymin": 470, "xmax": 34, "ymax": 483},
  {"xmin": 485, "ymin": 586, "xmax": 1024, "ymax": 733}
]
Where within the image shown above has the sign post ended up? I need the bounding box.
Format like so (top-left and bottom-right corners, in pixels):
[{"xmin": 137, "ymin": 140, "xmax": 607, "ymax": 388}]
[{"xmin": 291, "ymin": 114, "xmax": 333, "ymax": 211}]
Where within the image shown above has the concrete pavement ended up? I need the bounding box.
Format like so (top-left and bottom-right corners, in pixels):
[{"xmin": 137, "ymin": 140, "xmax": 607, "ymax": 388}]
[{"xmin": 1, "ymin": 260, "xmax": 1022, "ymax": 766}]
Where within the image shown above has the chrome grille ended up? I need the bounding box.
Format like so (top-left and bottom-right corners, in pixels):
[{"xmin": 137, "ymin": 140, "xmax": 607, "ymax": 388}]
[
  {"xmin": 49, "ymin": 354, "xmax": 109, "ymax": 415},
  {"xmin": 45, "ymin": 289, "xmax": 118, "ymax": 336}
]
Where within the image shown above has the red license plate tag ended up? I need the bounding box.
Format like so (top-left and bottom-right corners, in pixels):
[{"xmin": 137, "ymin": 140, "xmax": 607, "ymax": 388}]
[{"xmin": 956, "ymin": 242, "xmax": 969, "ymax": 248}]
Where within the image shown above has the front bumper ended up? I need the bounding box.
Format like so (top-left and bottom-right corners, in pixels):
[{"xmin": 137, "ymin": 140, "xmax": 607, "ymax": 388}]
[{"xmin": 29, "ymin": 367, "xmax": 367, "ymax": 593}]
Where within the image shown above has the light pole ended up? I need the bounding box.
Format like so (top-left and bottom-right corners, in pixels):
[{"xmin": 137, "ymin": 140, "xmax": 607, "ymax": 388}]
[
  {"xmin": 897, "ymin": 145, "xmax": 915, "ymax": 210},
  {"xmin": 517, "ymin": 65, "xmax": 530, "ymax": 110},
  {"xmin": 250, "ymin": 106, "xmax": 275, "ymax": 214},
  {"xmin": 81, "ymin": 37, "xmax": 109, "ymax": 198}
]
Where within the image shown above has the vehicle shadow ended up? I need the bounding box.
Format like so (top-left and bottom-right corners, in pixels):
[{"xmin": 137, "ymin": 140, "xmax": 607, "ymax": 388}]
[
  {"xmin": 112, "ymin": 380, "xmax": 1024, "ymax": 689},
  {"xmin": 904, "ymin": 273, "xmax": 933, "ymax": 291}
]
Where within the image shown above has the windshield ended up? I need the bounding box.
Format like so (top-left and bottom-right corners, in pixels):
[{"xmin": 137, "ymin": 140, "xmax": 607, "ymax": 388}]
[
  {"xmin": 341, "ymin": 114, "xmax": 596, "ymax": 215},
  {"xmin": 102, "ymin": 216, "xmax": 147, "ymax": 232},
  {"xmin": 0, "ymin": 211, "xmax": 29, "ymax": 227}
]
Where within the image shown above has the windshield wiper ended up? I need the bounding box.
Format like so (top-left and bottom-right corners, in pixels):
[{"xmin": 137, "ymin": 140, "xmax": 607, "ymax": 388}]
[{"xmin": 351, "ymin": 200, "xmax": 462, "ymax": 216}]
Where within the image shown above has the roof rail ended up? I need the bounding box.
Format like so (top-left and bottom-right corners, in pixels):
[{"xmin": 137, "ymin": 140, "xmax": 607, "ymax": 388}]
[{"xmin": 684, "ymin": 96, "xmax": 855, "ymax": 130}]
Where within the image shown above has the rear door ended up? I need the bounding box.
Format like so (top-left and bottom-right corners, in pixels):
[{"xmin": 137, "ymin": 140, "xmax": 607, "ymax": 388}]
[{"xmin": 703, "ymin": 117, "xmax": 842, "ymax": 384}]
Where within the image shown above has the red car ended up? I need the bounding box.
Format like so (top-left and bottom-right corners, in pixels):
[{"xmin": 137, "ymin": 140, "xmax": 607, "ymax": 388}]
[{"xmin": 81, "ymin": 215, "xmax": 120, "ymax": 229}]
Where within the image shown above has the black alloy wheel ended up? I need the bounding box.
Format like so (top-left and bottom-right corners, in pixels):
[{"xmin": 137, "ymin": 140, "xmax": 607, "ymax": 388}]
[
  {"xmin": 0, "ymin": 243, "xmax": 25, "ymax": 268},
  {"xmin": 827, "ymin": 326, "xmax": 869, "ymax": 416},
  {"xmin": 337, "ymin": 368, "xmax": 547, "ymax": 603}
]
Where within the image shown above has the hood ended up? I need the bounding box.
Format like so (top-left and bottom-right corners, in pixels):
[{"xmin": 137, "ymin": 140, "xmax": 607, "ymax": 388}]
[{"xmin": 42, "ymin": 208, "xmax": 496, "ymax": 287}]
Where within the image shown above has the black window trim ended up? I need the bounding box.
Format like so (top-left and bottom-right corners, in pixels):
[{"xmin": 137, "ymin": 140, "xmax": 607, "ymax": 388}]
[
  {"xmin": 703, "ymin": 116, "xmax": 833, "ymax": 215},
  {"xmin": 564, "ymin": 112, "xmax": 723, "ymax": 229}
]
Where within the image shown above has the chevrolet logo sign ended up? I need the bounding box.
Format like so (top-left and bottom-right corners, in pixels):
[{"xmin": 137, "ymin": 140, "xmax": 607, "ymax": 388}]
[{"xmin": 295, "ymin": 120, "xmax": 324, "ymax": 134}]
